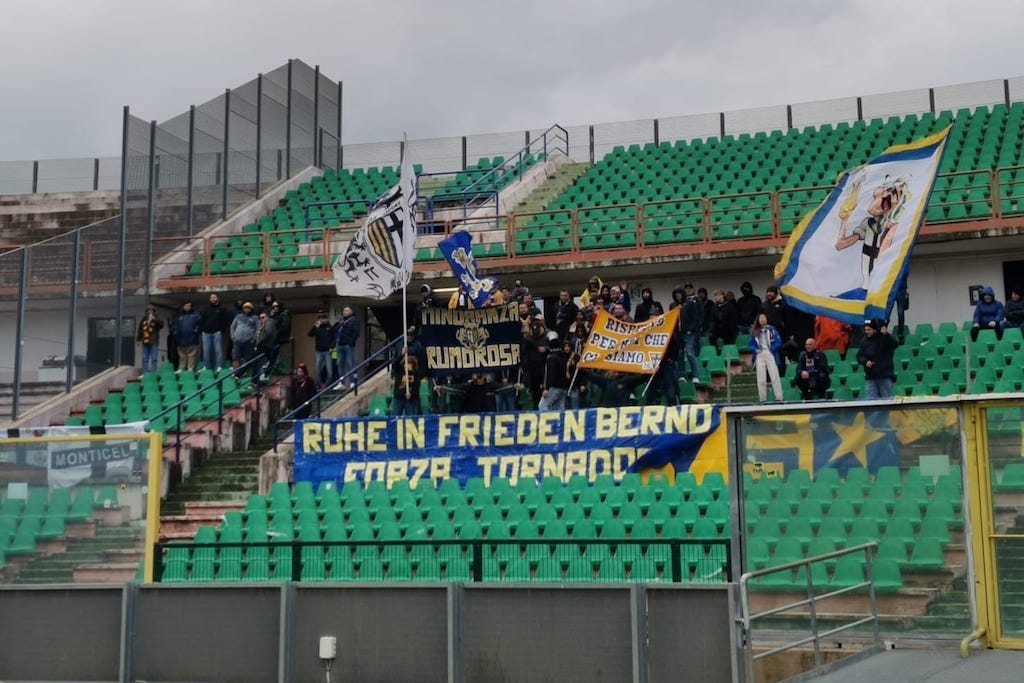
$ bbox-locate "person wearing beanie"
[857,319,897,399]
[1003,287,1024,332]
[230,301,258,371]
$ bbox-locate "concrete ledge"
[74,562,140,583]
[149,166,322,291]
[5,366,138,430]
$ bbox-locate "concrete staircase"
[507,161,591,217]
[159,435,273,542]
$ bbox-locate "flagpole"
[400,133,411,395]
[641,358,661,399]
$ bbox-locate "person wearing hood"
[521,314,552,408]
[708,289,739,348]
[736,282,761,335]
[1003,287,1024,333]
[857,319,898,399]
[679,284,703,383]
[633,287,663,323]
[971,286,1005,341]
[308,310,337,387]
[417,284,443,312]
[260,291,276,317]
[579,276,602,307]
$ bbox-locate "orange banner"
[578,308,679,374]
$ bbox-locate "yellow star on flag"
[828,412,885,468]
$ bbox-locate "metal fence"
[0,59,341,421]
[0,582,737,682]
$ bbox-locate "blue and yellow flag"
[742,410,899,479]
[438,231,497,308]
[774,128,950,324]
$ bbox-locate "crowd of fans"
[139,277,1023,416]
[386,275,920,413]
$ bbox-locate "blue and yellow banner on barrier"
[294,405,727,489]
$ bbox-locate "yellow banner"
[578,307,679,374]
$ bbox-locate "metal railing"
[148,351,271,462]
[152,537,731,583]
[737,542,882,683]
[272,335,405,451]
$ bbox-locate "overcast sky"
[3,0,1022,161]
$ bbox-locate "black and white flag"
[332,142,418,299]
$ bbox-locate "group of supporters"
[385,275,914,413]
[136,292,295,384]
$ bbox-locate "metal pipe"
[256,74,263,199]
[115,106,130,368]
[144,120,157,295]
[960,627,986,658]
[187,105,195,237]
[222,88,230,220]
[11,248,28,420]
[66,230,81,393]
[286,59,293,177]
[313,64,320,168]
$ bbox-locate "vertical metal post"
[115,106,130,368]
[786,104,793,130]
[31,161,39,193]
[856,96,864,121]
[524,129,530,148]
[1004,78,1011,108]
[337,80,343,170]
[719,112,726,139]
[256,73,263,199]
[630,585,649,683]
[588,125,595,164]
[93,157,100,190]
[285,59,293,178]
[653,119,659,147]
[313,64,320,167]
[144,120,157,295]
[222,88,230,221]
[187,105,195,238]
[11,248,28,419]
[928,88,936,114]
[66,229,81,393]
[461,136,467,170]
[447,584,465,683]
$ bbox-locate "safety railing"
[152,536,731,583]
[737,542,881,683]
[146,162,1024,288]
[272,335,405,451]
[148,351,271,462]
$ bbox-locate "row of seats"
[181,103,1024,275]
[64,365,250,432]
[162,539,726,584]
[0,487,116,566]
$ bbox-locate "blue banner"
[438,230,497,308]
[418,301,522,377]
[294,405,724,490]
